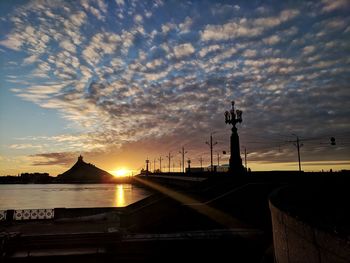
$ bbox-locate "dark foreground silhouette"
[1,171,349,262]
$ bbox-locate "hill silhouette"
[57,155,114,183]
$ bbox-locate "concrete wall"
[0,194,167,230]
[269,194,350,263]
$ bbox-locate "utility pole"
[179,160,182,173]
[295,136,302,172]
[244,147,247,170]
[145,158,149,175]
[199,156,203,170]
[289,134,303,172]
[153,158,156,173]
[217,152,220,166]
[206,133,217,172]
[158,156,163,172]
[166,152,173,173]
[179,147,187,173]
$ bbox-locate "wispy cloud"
[9,144,43,150]
[321,0,350,13]
[200,9,299,41]
[30,152,77,166]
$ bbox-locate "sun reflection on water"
[115,184,126,207]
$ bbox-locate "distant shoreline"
[0,176,135,184]
[1,169,349,184]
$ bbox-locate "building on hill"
[57,155,114,183]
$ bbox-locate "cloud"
[200,20,261,41]
[242,49,257,58]
[97,0,108,13]
[324,18,347,30]
[0,33,23,50]
[161,22,177,34]
[82,45,101,66]
[145,11,152,18]
[115,0,124,6]
[81,0,105,20]
[211,4,241,16]
[199,44,221,57]
[321,0,350,13]
[200,9,300,41]
[21,84,66,97]
[30,152,76,166]
[146,58,164,69]
[9,144,42,150]
[302,45,316,55]
[23,54,39,65]
[179,17,193,34]
[90,6,104,20]
[70,11,87,27]
[263,35,281,45]
[59,40,77,53]
[134,14,143,23]
[211,47,237,63]
[173,43,195,58]
[254,9,299,27]
[81,31,122,65]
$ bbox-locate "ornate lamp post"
[225,101,244,174]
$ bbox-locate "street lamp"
[225,101,245,174]
[145,158,149,175]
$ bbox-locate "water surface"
[0,184,151,209]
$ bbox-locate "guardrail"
[14,209,54,220]
[0,209,55,221]
[0,208,124,222]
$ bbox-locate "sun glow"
[111,168,130,177]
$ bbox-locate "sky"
[0,0,350,176]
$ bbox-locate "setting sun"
[111,169,130,177]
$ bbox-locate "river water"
[0,184,151,209]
